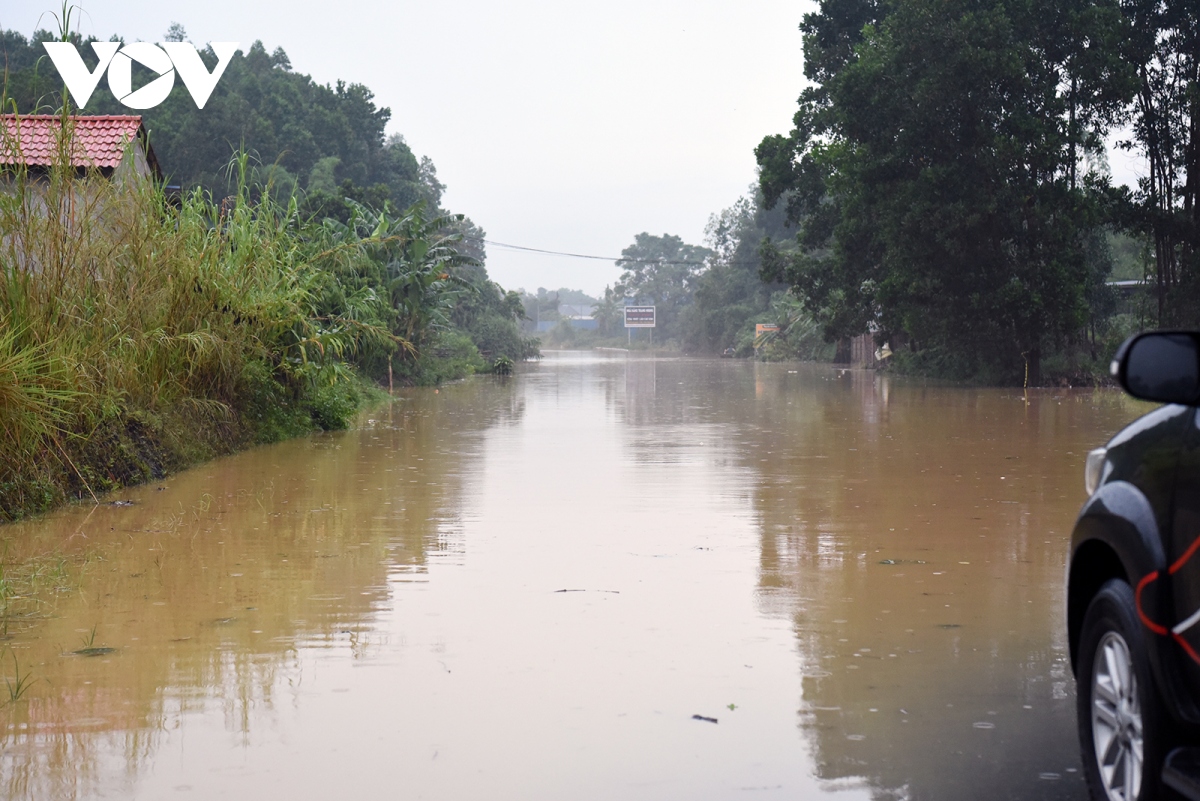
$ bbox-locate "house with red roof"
[0,114,162,180]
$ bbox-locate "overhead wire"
[465,236,767,268]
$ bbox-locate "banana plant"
[322,199,478,359]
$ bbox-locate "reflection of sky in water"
[0,353,1151,799]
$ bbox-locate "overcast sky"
[2,1,1146,298]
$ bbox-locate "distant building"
[0,114,162,181]
[535,318,598,332]
[561,302,598,330]
[559,303,597,319]
[531,302,599,332]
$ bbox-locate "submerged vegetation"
[0,554,71,631]
[4,649,36,702]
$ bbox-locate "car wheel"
[1077,579,1173,801]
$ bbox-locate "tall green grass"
[0,120,391,521]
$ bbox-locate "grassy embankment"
[0,131,405,523]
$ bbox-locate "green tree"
[448,223,538,363]
[611,233,712,343]
[682,188,792,354]
[758,0,1127,382]
[1115,0,1200,324]
[593,288,624,336]
[1,28,429,213]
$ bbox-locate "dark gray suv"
[1069,331,1200,801]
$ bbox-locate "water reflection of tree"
[0,377,522,800]
[733,364,1148,800]
[573,355,1146,798]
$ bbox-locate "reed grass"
[0,119,390,521]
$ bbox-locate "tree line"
[538,189,848,362]
[546,0,1187,384]
[2,24,433,215]
[756,0,1197,383]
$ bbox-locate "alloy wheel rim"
[1092,630,1144,801]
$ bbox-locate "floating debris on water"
[553,589,620,594]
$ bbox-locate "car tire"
[1077,578,1174,801]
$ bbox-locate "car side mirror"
[1112,331,1200,405]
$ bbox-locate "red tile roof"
[0,114,160,175]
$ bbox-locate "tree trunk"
[835,338,851,364]
[1069,77,1077,192]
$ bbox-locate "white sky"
[2,0,812,296]
[2,1,1146,297]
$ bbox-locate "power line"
[468,236,764,267]
[476,238,634,262]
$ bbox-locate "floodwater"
[0,352,1152,800]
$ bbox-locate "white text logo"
[42,41,239,110]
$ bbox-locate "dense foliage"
[534,189,830,357]
[0,142,535,522]
[1,25,432,210]
[681,190,830,358]
[756,0,1196,383]
[0,23,538,518]
[605,233,712,342]
[1115,0,1200,325]
[0,22,536,379]
[0,155,353,519]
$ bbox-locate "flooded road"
[0,352,1151,800]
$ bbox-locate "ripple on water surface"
[0,353,1150,800]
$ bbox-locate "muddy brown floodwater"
[0,352,1154,800]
